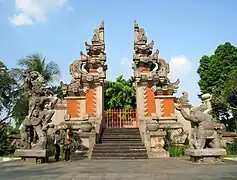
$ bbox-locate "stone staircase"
[91,128,148,159]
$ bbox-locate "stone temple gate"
[51,20,193,158]
[59,21,107,135]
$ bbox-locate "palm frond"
[16,53,60,84]
[44,61,60,82]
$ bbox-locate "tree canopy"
[0,61,19,124]
[12,53,60,83]
[104,75,136,110]
[197,42,237,131]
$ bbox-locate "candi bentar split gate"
[55,21,183,130]
[50,20,192,158]
[47,20,226,160]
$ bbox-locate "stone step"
[104,128,139,130]
[102,132,140,134]
[92,128,147,160]
[103,128,139,133]
[103,131,140,134]
[101,137,141,141]
[102,135,141,138]
[103,131,140,133]
[92,152,148,157]
[102,134,141,136]
[94,143,145,147]
[101,136,142,141]
[103,129,140,132]
[93,145,146,149]
[102,132,140,135]
[92,149,147,153]
[101,140,142,144]
[91,156,148,160]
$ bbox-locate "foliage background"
[197,42,237,131]
[104,75,136,110]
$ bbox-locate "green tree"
[11,54,60,128]
[197,42,237,131]
[0,61,19,124]
[222,69,237,131]
[104,75,136,110]
[0,61,19,156]
[0,124,17,156]
[12,53,60,83]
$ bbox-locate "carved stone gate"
[58,21,107,134]
[51,20,192,155]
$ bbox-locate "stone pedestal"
[185,148,227,163]
[145,131,169,158]
[15,149,54,164]
[79,131,96,159]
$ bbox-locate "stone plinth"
[79,132,96,159]
[15,149,54,164]
[185,148,227,163]
[146,131,169,158]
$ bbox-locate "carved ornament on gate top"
[61,21,107,96]
[133,20,179,95]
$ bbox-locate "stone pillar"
[95,85,105,129]
[133,21,160,146]
[60,21,107,157]
[95,85,103,118]
[133,21,190,153]
[145,131,169,158]
[80,95,86,117]
[136,86,145,123]
[84,84,105,133]
[137,86,156,142]
[51,99,67,125]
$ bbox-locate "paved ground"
[0,157,237,180]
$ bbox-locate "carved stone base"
[148,149,169,158]
[145,131,169,158]
[185,148,226,163]
[14,149,54,164]
[79,131,96,159]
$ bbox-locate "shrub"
[0,125,16,156]
[167,145,187,157]
[163,129,188,157]
[226,140,237,155]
